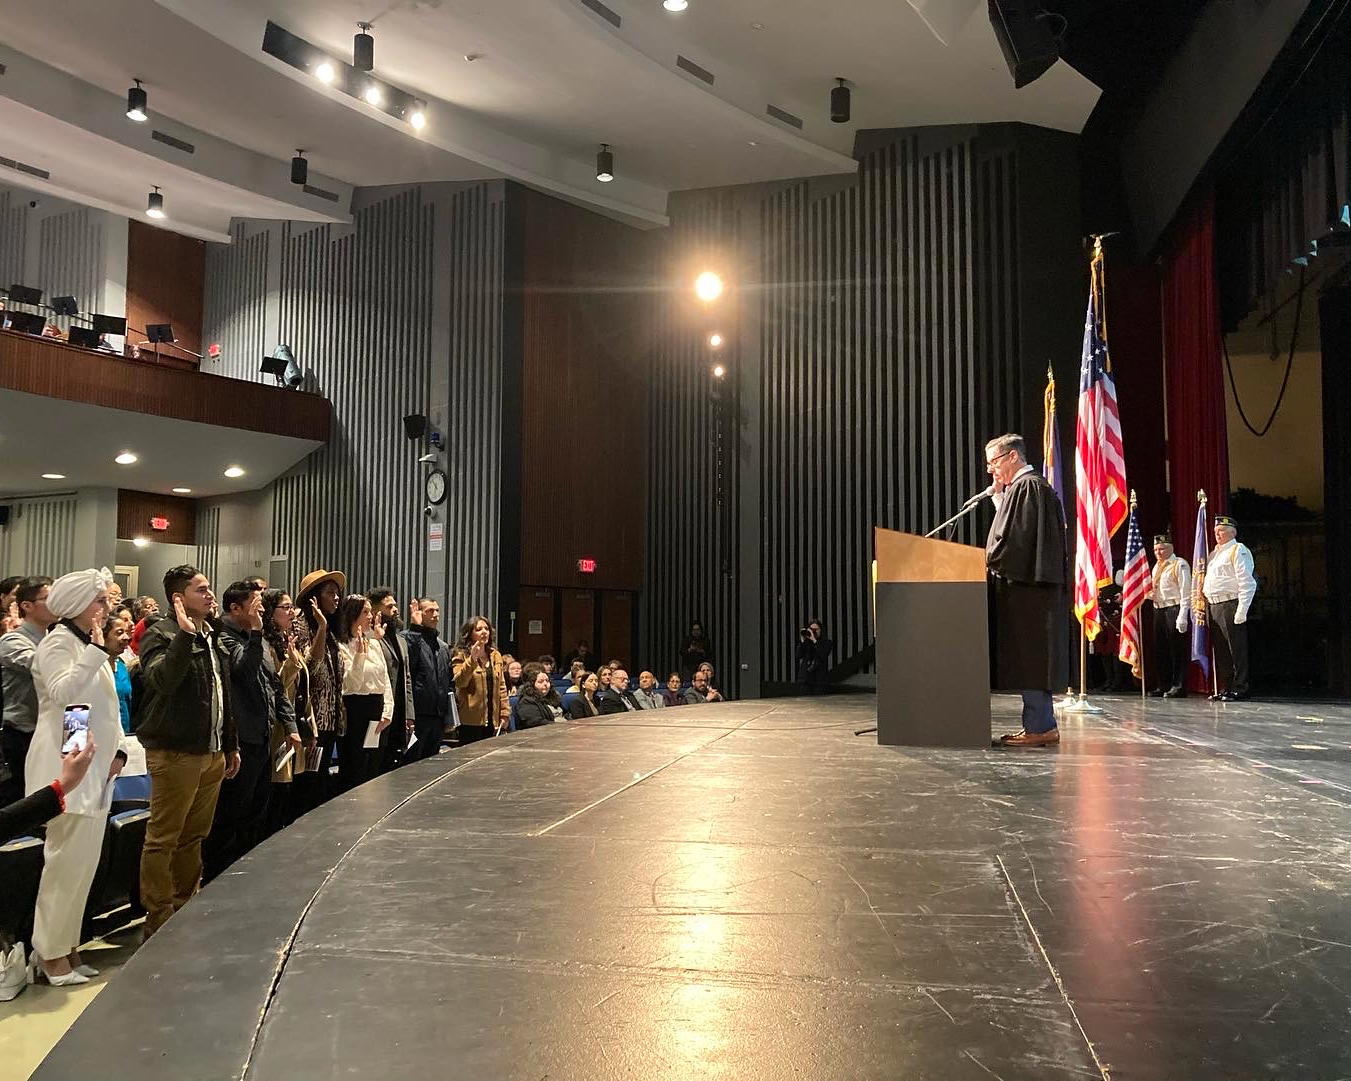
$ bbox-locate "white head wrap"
[47,567,113,620]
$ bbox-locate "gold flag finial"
[1129,489,1138,510]
[1197,489,1208,504]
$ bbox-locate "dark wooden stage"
[31,694,1351,1080]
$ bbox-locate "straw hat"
[295,568,347,599]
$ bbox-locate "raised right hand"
[409,599,423,626]
[173,595,195,633]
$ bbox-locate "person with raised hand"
[290,570,346,810]
[335,595,393,789]
[403,598,453,759]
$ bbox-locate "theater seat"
[83,808,150,929]
[0,834,45,944]
[111,772,151,814]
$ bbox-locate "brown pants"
[140,749,225,938]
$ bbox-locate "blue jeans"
[1020,691,1056,734]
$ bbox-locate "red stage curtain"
[1161,192,1231,690]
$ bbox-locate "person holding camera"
[794,620,833,695]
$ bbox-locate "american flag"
[1117,503,1149,678]
[1189,496,1210,679]
[1042,368,1064,509]
[1073,241,1129,641]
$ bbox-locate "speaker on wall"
[987,0,1060,89]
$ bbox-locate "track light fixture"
[354,22,374,72]
[408,105,427,130]
[596,143,614,183]
[830,78,851,124]
[291,150,308,186]
[145,186,165,219]
[126,79,147,122]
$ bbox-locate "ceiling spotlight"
[831,78,851,124]
[363,83,383,106]
[115,451,138,465]
[145,186,165,219]
[132,536,150,549]
[664,0,689,10]
[708,332,724,348]
[694,271,723,302]
[315,60,337,84]
[172,487,192,494]
[712,364,726,379]
[291,149,308,186]
[41,473,66,480]
[409,107,427,130]
[354,22,374,72]
[126,79,148,122]
[596,143,614,183]
[223,465,246,478]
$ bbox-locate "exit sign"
[577,558,597,574]
[149,516,170,532]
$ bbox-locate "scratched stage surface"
[30,695,1351,1081]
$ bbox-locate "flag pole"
[1134,489,1146,703]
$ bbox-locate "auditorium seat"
[0,834,45,945]
[111,772,151,814]
[83,808,150,932]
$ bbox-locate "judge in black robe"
[984,434,1068,745]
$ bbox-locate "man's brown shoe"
[996,729,1060,748]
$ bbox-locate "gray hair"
[985,433,1027,461]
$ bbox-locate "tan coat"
[451,646,510,731]
[267,640,314,781]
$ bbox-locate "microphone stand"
[924,496,988,538]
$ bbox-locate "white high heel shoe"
[28,961,90,987]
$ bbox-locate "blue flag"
[1189,499,1210,679]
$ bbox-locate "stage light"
[224,466,246,478]
[708,332,724,348]
[831,78,851,123]
[145,187,165,219]
[409,107,427,130]
[126,79,147,122]
[132,536,149,549]
[363,83,383,106]
[354,22,374,72]
[115,451,138,465]
[172,487,192,494]
[596,144,614,183]
[260,344,304,389]
[712,364,726,378]
[41,473,65,480]
[315,60,337,84]
[664,0,689,10]
[291,149,308,186]
[988,0,1060,88]
[694,271,723,302]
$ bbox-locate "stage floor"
[29,694,1351,1081]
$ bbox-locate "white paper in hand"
[363,720,382,749]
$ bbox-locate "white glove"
[1175,618,1187,634]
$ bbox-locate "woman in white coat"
[25,568,128,986]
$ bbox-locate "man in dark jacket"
[137,565,239,938]
[203,581,298,881]
[984,433,1068,748]
[597,668,641,714]
[403,599,451,760]
[368,587,416,772]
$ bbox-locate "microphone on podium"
[925,484,995,538]
[959,484,995,510]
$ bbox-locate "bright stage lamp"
[712,364,726,378]
[694,271,723,302]
[708,332,724,348]
[364,83,383,106]
[315,61,336,84]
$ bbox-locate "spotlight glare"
[115,451,138,465]
[172,487,192,494]
[712,364,726,378]
[132,536,150,549]
[364,83,383,106]
[41,473,66,480]
[708,332,724,348]
[315,61,336,84]
[409,109,427,130]
[664,0,689,10]
[224,465,246,478]
[694,271,723,302]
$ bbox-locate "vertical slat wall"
[37,207,102,330]
[0,495,79,577]
[443,183,505,623]
[0,189,28,286]
[203,223,270,379]
[195,504,221,588]
[643,130,1024,689]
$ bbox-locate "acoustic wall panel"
[37,206,102,328]
[203,223,270,383]
[0,188,27,288]
[0,495,79,577]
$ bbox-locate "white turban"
[47,567,113,620]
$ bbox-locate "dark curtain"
[1216,3,1351,327]
[1321,284,1351,695]
[1161,194,1231,690]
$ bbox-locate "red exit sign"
[150,516,170,532]
[576,558,597,574]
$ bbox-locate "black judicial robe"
[985,469,1069,692]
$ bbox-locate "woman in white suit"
[25,568,128,986]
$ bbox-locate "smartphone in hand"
[62,704,91,754]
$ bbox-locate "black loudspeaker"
[987,0,1059,89]
[402,414,427,441]
[0,505,10,528]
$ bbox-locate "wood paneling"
[559,589,596,667]
[517,188,653,592]
[117,489,196,545]
[599,590,635,671]
[126,220,205,360]
[515,586,555,660]
[0,330,330,441]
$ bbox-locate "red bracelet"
[51,779,66,813]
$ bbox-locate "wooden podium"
[873,526,991,748]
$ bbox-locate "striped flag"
[1189,496,1211,679]
[1073,240,1129,641]
[1118,502,1149,678]
[1042,368,1064,509]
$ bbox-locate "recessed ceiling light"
[708,332,724,348]
[712,364,727,378]
[223,466,245,478]
[115,451,138,465]
[750,21,765,30]
[315,61,336,84]
[132,536,150,549]
[41,473,66,480]
[747,140,758,147]
[664,0,689,10]
[172,487,192,494]
[363,83,383,106]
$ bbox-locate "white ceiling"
[0,0,1100,237]
[0,390,322,499]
